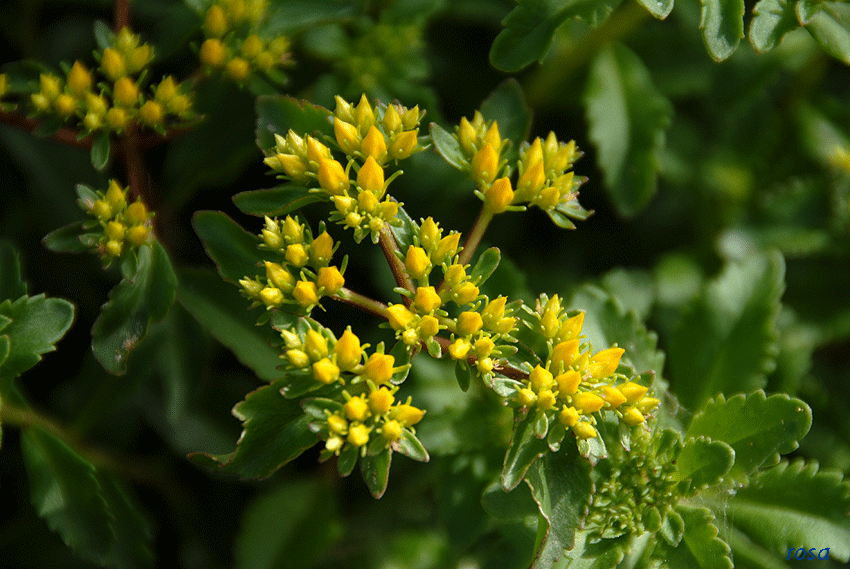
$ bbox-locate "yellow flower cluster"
[239,216,345,310]
[516,295,660,440]
[454,111,583,214]
[28,28,192,134]
[86,180,152,259]
[199,0,291,82]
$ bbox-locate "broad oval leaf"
[42,221,95,254]
[360,447,391,499]
[429,122,466,171]
[676,437,735,491]
[502,413,550,491]
[700,0,746,61]
[749,0,800,53]
[90,130,110,171]
[233,185,322,217]
[470,247,501,286]
[799,1,850,65]
[192,210,264,283]
[0,293,75,378]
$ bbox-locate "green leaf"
[0,240,27,301]
[490,0,623,72]
[656,505,733,569]
[256,95,334,152]
[455,359,471,392]
[584,43,672,218]
[261,0,357,36]
[699,0,746,61]
[799,1,850,65]
[557,530,630,568]
[0,294,75,379]
[481,479,537,521]
[749,0,800,53]
[388,204,421,254]
[192,210,265,283]
[189,379,318,478]
[360,447,391,498]
[20,427,114,565]
[177,269,282,382]
[429,122,466,171]
[479,78,532,165]
[42,221,95,254]
[95,472,155,569]
[524,443,593,566]
[395,429,430,462]
[470,247,501,287]
[233,185,322,217]
[635,0,674,19]
[234,479,340,569]
[685,391,812,486]
[667,251,785,411]
[502,414,550,491]
[724,460,850,563]
[91,242,177,375]
[676,437,735,491]
[90,130,110,171]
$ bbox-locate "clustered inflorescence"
[80,180,153,262]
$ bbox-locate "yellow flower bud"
[413,286,441,313]
[357,155,385,195]
[31,93,51,112]
[126,200,148,225]
[572,391,605,414]
[286,348,310,368]
[316,266,345,295]
[555,370,581,398]
[105,240,123,257]
[106,180,126,212]
[529,365,554,392]
[280,216,303,242]
[418,315,440,337]
[239,278,263,298]
[310,231,335,265]
[293,280,319,307]
[325,436,343,453]
[259,286,283,307]
[448,338,471,360]
[313,358,340,385]
[481,296,507,326]
[113,77,139,107]
[405,246,431,280]
[334,95,354,123]
[495,317,517,335]
[602,386,628,409]
[360,125,387,162]
[254,51,275,71]
[517,388,537,408]
[456,311,483,336]
[386,304,415,331]
[106,221,126,241]
[483,121,501,149]
[100,48,126,80]
[265,261,294,292]
[333,195,356,214]
[457,116,476,156]
[241,34,263,58]
[126,225,150,246]
[268,36,290,57]
[39,74,62,100]
[344,212,362,228]
[535,187,560,210]
[557,311,585,342]
[381,419,402,442]
[285,243,309,267]
[622,407,646,426]
[204,5,229,37]
[334,328,362,371]
[225,57,251,81]
[200,38,227,68]
[344,396,369,421]
[304,329,329,361]
[54,94,76,117]
[419,217,440,250]
[382,104,402,134]
[452,282,479,305]
[139,100,164,127]
[434,233,461,263]
[473,336,495,358]
[377,199,399,220]
[637,397,661,414]
[347,423,371,447]
[127,45,153,74]
[537,389,556,411]
[559,406,580,427]
[66,61,91,95]
[471,144,499,186]
[327,414,347,435]
[358,190,379,214]
[517,160,546,201]
[362,352,394,384]
[522,138,543,170]
[368,387,395,414]
[392,404,424,426]
[588,347,625,379]
[620,382,648,404]
[317,158,350,195]
[334,118,360,155]
[106,107,129,131]
[550,339,579,373]
[354,94,374,130]
[390,130,418,160]
[85,93,108,116]
[154,76,178,104]
[484,177,514,213]
[573,422,597,439]
[401,105,421,131]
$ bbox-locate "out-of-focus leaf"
[95,472,154,569]
[584,43,672,218]
[0,294,75,379]
[655,505,733,568]
[189,379,318,478]
[256,95,334,152]
[90,131,110,171]
[700,0,746,61]
[233,185,322,217]
[0,240,27,301]
[42,221,95,254]
[91,242,177,375]
[192,210,264,283]
[798,1,850,65]
[749,0,800,53]
[675,437,735,491]
[685,391,812,486]
[667,251,784,411]
[177,268,282,382]
[261,0,357,36]
[479,78,532,165]
[481,479,537,521]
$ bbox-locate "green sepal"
[501,412,549,491]
[90,130,111,171]
[42,221,96,254]
[749,0,800,53]
[0,293,75,379]
[192,210,265,283]
[336,444,358,477]
[0,240,27,301]
[360,446,391,499]
[655,505,733,569]
[429,122,466,171]
[188,378,319,479]
[454,359,471,392]
[91,242,177,375]
[255,94,334,152]
[675,437,735,492]
[685,391,812,487]
[232,185,321,217]
[470,247,500,286]
[394,429,429,462]
[366,433,387,457]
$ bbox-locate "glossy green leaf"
[189,379,318,478]
[490,0,623,72]
[233,185,322,217]
[584,43,672,218]
[479,78,531,164]
[799,1,850,65]
[192,210,265,283]
[90,130,110,171]
[0,240,26,301]
[91,242,177,375]
[0,294,75,379]
[429,122,466,171]
[635,0,674,19]
[502,414,550,491]
[525,443,592,566]
[234,479,340,569]
[470,247,501,286]
[724,459,850,563]
[256,95,334,152]
[685,391,812,486]
[668,251,784,411]
[676,437,735,491]
[42,221,95,254]
[177,269,282,382]
[395,429,430,462]
[656,505,733,569]
[700,0,746,61]
[749,0,800,53]
[361,447,391,499]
